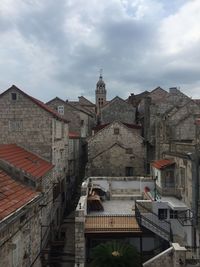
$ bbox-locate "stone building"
[155,99,200,158]
[87,121,145,176]
[0,144,55,267]
[145,152,200,262]
[75,176,157,266]
[69,96,96,115]
[140,87,193,172]
[100,96,136,125]
[46,97,95,138]
[0,85,70,229]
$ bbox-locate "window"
[164,170,175,187]
[81,120,84,126]
[11,92,17,100]
[114,128,119,135]
[158,209,168,220]
[180,167,186,190]
[57,105,64,115]
[125,167,133,176]
[126,148,133,154]
[170,209,178,219]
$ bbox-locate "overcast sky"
[0,0,200,102]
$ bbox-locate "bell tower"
[95,69,107,115]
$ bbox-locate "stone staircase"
[135,200,172,242]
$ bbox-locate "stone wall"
[0,87,70,234]
[87,121,145,176]
[100,97,136,124]
[143,243,187,267]
[47,98,95,137]
[0,87,52,161]
[89,143,145,176]
[75,196,87,267]
[88,121,144,159]
[0,197,42,267]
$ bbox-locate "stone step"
[141,220,170,241]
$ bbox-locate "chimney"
[169,87,180,94]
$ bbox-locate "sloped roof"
[150,86,168,94]
[89,121,143,143]
[92,122,141,133]
[101,96,133,110]
[78,96,95,106]
[0,144,54,179]
[0,85,69,123]
[46,96,66,105]
[0,169,39,220]
[46,97,94,117]
[152,159,175,170]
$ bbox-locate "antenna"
[99,68,103,78]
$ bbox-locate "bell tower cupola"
[95,69,107,115]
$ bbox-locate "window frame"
[57,105,64,115]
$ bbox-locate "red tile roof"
[0,169,39,220]
[152,159,175,170]
[69,132,80,139]
[0,144,54,179]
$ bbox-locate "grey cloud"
[0,0,200,102]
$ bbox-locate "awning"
[152,159,175,170]
[161,197,188,210]
[85,215,141,233]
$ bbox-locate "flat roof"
[88,200,135,216]
[161,197,188,210]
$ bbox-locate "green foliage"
[90,241,140,267]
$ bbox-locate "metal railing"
[135,201,172,241]
[177,209,194,226]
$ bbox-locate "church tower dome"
[95,70,107,115]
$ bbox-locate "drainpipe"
[190,119,200,249]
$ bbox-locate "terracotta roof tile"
[152,159,175,170]
[85,215,141,233]
[69,132,80,139]
[0,169,39,220]
[0,144,54,179]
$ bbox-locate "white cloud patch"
[0,0,199,102]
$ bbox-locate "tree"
[90,241,140,267]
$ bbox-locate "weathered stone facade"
[143,243,187,267]
[87,121,145,176]
[0,85,70,244]
[46,97,95,137]
[100,96,136,124]
[0,197,42,267]
[69,96,96,115]
[155,100,200,158]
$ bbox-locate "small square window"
[170,209,178,219]
[11,92,17,100]
[158,209,168,220]
[114,128,119,135]
[57,105,64,115]
[126,148,133,154]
